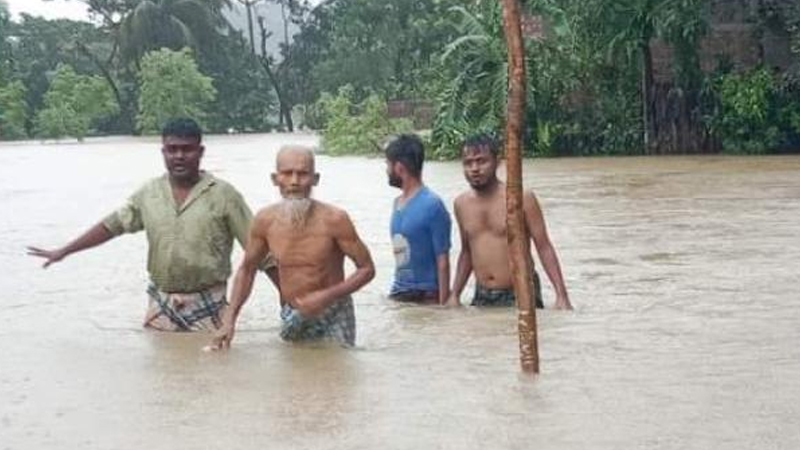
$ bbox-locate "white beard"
[278,197,313,228]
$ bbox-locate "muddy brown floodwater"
[1,134,798,449]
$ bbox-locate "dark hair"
[463,133,500,158]
[385,134,425,178]
[161,117,203,143]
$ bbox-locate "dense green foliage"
[711,68,800,153]
[422,0,800,156]
[199,32,276,133]
[0,0,798,155]
[35,64,118,139]
[0,80,28,139]
[118,0,225,65]
[0,1,11,81]
[137,48,216,134]
[316,85,413,155]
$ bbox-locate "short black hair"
[385,134,425,178]
[463,133,500,158]
[161,117,202,143]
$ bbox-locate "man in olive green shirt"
[28,118,266,331]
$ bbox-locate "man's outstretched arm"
[27,222,115,268]
[524,192,572,310]
[29,194,143,268]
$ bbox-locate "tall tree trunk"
[241,0,256,53]
[75,40,133,132]
[641,41,657,154]
[501,0,539,374]
[281,2,290,49]
[258,17,294,131]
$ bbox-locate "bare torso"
[455,187,517,289]
[260,201,348,303]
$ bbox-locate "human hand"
[290,291,328,318]
[554,294,573,311]
[207,321,236,351]
[26,246,67,268]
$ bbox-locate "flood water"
[1,134,799,449]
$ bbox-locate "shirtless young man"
[210,146,375,348]
[448,134,572,310]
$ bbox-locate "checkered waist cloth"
[280,295,356,346]
[144,283,228,332]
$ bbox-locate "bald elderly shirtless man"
[448,134,572,310]
[211,146,375,348]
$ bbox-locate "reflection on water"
[1,135,799,449]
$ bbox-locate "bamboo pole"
[500,0,539,374]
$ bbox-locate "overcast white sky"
[5,0,92,21]
[5,0,322,22]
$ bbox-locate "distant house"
[387,100,435,130]
[651,0,795,83]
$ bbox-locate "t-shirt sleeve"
[429,198,452,256]
[102,191,144,236]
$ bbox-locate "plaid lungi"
[144,283,227,332]
[280,296,356,346]
[471,271,544,308]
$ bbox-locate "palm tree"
[71,0,230,132]
[439,3,508,136]
[432,0,571,156]
[234,0,263,53]
[602,0,661,152]
[119,0,230,65]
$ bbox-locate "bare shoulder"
[454,190,472,206]
[314,200,353,226]
[453,189,477,210]
[523,189,542,210]
[254,205,280,228]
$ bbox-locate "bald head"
[276,145,315,172]
[272,145,319,200]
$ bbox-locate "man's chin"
[169,169,195,180]
[469,180,488,190]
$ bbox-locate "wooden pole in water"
[500,0,539,374]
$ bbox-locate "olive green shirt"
[102,172,254,293]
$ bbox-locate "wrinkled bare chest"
[269,230,339,267]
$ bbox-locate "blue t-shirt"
[390,186,452,294]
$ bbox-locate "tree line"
[1,0,799,156]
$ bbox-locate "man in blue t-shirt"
[385,134,452,305]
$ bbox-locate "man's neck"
[400,177,423,201]
[169,173,201,190]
